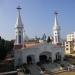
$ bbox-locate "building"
[65,32,75,54]
[52,12,61,45]
[14,6,64,66]
[65,41,74,54]
[14,6,24,46]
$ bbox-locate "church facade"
[14,6,64,66]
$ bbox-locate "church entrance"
[27,56,32,64]
[39,51,52,63]
[39,55,47,63]
[27,55,35,64]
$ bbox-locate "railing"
[0,71,17,75]
[50,67,75,74]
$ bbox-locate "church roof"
[14,44,23,49]
[15,42,64,52]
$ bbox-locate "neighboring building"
[42,33,46,41]
[14,6,64,66]
[65,33,75,54]
[65,41,74,54]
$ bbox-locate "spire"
[15,6,23,28]
[53,12,60,30]
[52,12,61,44]
[15,6,24,46]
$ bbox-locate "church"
[14,6,64,66]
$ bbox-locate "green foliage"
[25,68,30,74]
[0,36,14,61]
[47,36,52,43]
[60,64,65,67]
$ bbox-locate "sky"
[0,0,75,40]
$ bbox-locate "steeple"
[53,12,61,44]
[53,12,60,30]
[15,6,24,45]
[15,6,23,28]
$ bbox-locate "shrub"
[60,64,65,67]
[25,68,30,74]
[36,62,41,66]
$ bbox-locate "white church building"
[14,6,64,66]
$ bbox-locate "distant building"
[14,6,64,66]
[42,33,46,41]
[65,32,75,54]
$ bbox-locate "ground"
[18,71,75,75]
[54,71,75,75]
[65,55,75,65]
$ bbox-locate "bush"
[41,67,45,71]
[72,62,75,65]
[36,62,41,66]
[60,64,65,67]
[22,63,27,68]
[25,68,30,74]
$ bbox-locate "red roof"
[14,45,23,49]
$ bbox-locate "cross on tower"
[17,6,22,10]
[54,12,58,15]
[16,6,22,14]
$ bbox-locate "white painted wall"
[14,43,64,66]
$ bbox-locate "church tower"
[15,6,24,45]
[53,12,60,44]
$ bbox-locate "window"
[19,31,21,33]
[19,35,21,44]
[66,42,68,44]
[66,48,68,50]
[55,33,56,34]
[66,45,68,46]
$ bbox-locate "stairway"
[27,64,41,75]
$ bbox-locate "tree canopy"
[47,36,52,43]
[0,36,14,61]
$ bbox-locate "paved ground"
[17,61,75,75]
[54,71,75,75]
[18,72,25,75]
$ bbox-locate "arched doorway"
[27,56,32,64]
[27,55,35,64]
[39,51,52,63]
[39,55,47,63]
[55,52,61,62]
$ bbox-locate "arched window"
[19,35,21,43]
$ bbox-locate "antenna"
[17,5,21,10]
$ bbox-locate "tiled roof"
[14,45,23,49]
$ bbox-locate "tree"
[0,37,14,61]
[47,36,52,43]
